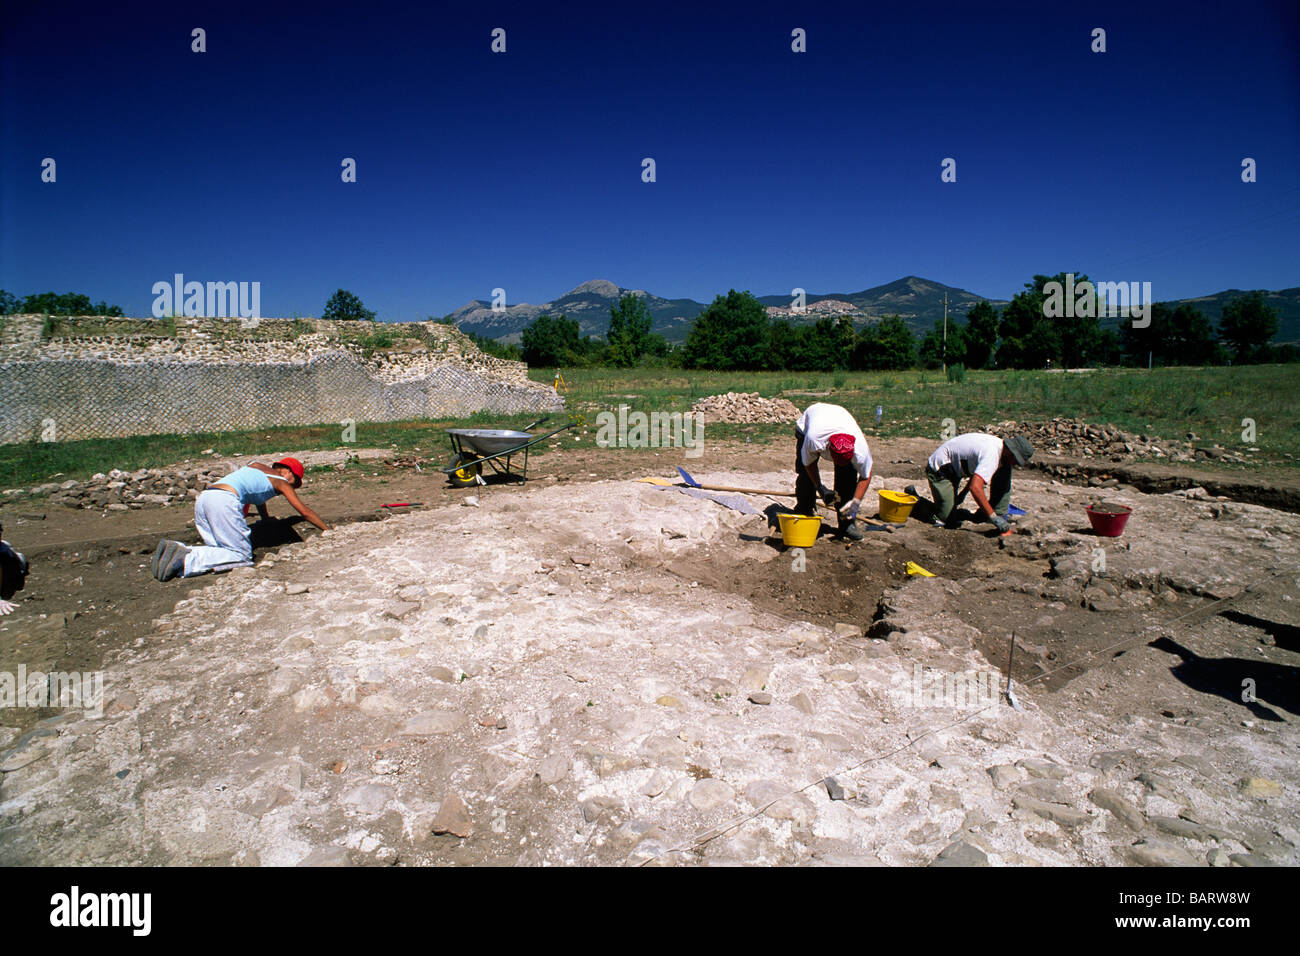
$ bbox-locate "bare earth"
[1,436,1297,866]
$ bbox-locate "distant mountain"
[448,276,1299,344]
[447,280,704,343]
[759,276,1008,332]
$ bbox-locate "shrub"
[947,363,966,383]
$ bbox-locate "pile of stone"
[691,392,800,424]
[3,461,240,511]
[983,418,1253,465]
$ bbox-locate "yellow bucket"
[777,513,821,547]
[878,489,918,523]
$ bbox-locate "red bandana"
[829,433,855,460]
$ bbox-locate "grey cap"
[1004,435,1033,466]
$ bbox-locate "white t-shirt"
[928,432,1003,483]
[796,403,872,481]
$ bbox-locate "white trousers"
[183,489,254,576]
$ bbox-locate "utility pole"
[942,291,948,374]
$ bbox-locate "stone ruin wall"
[0,315,563,444]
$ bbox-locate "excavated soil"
[1,437,1297,868]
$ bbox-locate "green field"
[545,363,1300,452]
[2,364,1297,489]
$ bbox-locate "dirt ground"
[1,434,1297,866]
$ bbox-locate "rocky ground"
[1,444,1296,867]
[985,417,1261,466]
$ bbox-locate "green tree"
[1094,328,1122,366]
[0,290,21,314]
[766,318,801,370]
[681,290,771,369]
[1218,291,1278,364]
[783,315,854,370]
[918,319,967,370]
[853,315,915,370]
[19,291,123,316]
[997,274,1074,368]
[1058,291,1102,367]
[605,293,662,367]
[962,301,999,370]
[1166,304,1217,365]
[875,315,916,369]
[322,289,376,322]
[1122,302,1218,367]
[520,313,582,366]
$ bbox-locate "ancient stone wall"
[0,315,562,443]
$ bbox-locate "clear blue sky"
[2,0,1297,320]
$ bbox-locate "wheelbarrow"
[442,417,575,487]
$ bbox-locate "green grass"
[534,363,1300,462]
[0,410,559,488]
[5,365,1297,487]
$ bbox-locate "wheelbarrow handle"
[523,416,550,431]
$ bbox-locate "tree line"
[0,291,124,316]
[512,275,1288,371]
[5,280,1287,371]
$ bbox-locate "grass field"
[2,364,1297,488]
[544,362,1300,452]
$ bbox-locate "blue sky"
[2,0,1297,320]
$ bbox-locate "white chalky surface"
[1,473,1296,866]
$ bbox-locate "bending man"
[793,402,873,541]
[909,433,1032,533]
[152,457,330,581]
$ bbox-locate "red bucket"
[1086,502,1132,537]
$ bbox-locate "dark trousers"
[794,429,858,529]
[919,463,1012,525]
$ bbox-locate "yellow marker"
[553,370,567,393]
[905,561,935,577]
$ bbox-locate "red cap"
[828,433,856,461]
[274,457,304,486]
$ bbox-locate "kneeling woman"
[152,458,331,581]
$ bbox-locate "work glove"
[0,599,17,616]
[991,514,1011,534]
[839,497,862,521]
[818,484,837,507]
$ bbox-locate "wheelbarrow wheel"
[449,453,481,488]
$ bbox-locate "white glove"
[0,599,17,616]
[839,497,862,520]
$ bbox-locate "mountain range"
[445,276,1300,344]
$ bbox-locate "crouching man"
[909,433,1032,533]
[151,458,331,581]
[794,402,873,541]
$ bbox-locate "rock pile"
[691,392,800,424]
[984,419,1253,465]
[4,461,242,511]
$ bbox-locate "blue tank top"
[219,466,278,506]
